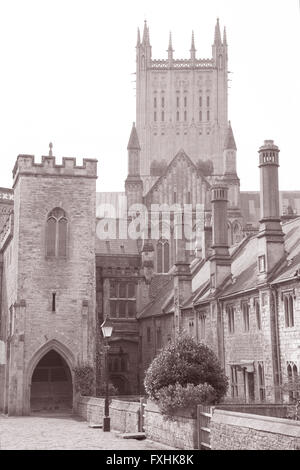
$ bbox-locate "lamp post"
[100,317,113,432]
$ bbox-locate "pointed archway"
[30,350,73,413]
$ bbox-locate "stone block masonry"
[211,409,300,450]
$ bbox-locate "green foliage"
[74,364,95,396]
[156,382,216,415]
[196,159,214,176]
[144,335,228,404]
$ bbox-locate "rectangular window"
[161,111,164,122]
[52,293,56,312]
[258,362,266,401]
[184,96,187,107]
[154,111,157,122]
[199,110,202,122]
[147,327,151,343]
[176,111,179,121]
[231,366,238,398]
[184,110,187,121]
[109,281,136,319]
[242,302,250,332]
[227,306,235,334]
[258,255,266,273]
[255,298,261,330]
[207,110,210,121]
[207,96,210,107]
[199,96,202,107]
[199,313,206,339]
[154,97,157,108]
[161,97,165,107]
[176,96,179,107]
[284,294,295,328]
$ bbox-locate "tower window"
[199,111,202,122]
[207,96,210,107]
[161,97,165,107]
[154,97,157,108]
[199,96,202,107]
[154,111,157,122]
[184,96,187,107]
[46,208,68,258]
[161,111,164,122]
[176,96,179,107]
[207,110,210,121]
[184,110,187,121]
[176,111,179,121]
[52,293,56,312]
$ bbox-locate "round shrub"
[144,334,228,403]
[156,382,216,415]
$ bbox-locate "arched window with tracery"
[157,239,170,273]
[46,208,68,258]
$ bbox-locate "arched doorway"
[30,350,73,413]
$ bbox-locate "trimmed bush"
[156,382,216,415]
[144,335,228,404]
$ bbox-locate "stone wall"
[76,396,141,434]
[144,401,197,450]
[211,409,300,450]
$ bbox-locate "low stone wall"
[76,396,141,434]
[211,409,300,450]
[144,401,197,450]
[217,403,289,418]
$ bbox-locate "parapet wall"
[13,155,97,185]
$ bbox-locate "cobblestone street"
[0,414,174,450]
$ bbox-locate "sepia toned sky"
[0,0,299,192]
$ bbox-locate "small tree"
[144,335,228,414]
[74,364,95,396]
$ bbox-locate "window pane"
[58,218,67,257]
[110,300,117,317]
[46,218,56,256]
[128,283,135,298]
[110,281,117,298]
[119,282,127,298]
[127,301,136,318]
[119,300,126,318]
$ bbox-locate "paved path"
[0,413,174,450]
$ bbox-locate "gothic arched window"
[157,239,170,273]
[46,208,68,258]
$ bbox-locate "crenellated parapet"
[150,58,214,70]
[12,155,98,186]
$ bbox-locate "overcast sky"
[0,0,299,192]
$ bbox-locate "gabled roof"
[145,149,210,200]
[138,275,174,319]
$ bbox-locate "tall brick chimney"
[210,184,231,289]
[257,140,285,281]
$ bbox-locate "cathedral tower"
[136,19,229,180]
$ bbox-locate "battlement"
[150,58,214,70]
[13,155,98,185]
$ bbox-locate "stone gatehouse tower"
[0,151,97,415]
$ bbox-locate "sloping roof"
[95,237,140,255]
[138,276,174,319]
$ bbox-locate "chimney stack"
[210,184,231,288]
[257,140,285,280]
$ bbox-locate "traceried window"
[227,306,235,334]
[287,362,299,403]
[157,239,170,273]
[258,362,266,401]
[46,208,68,258]
[242,302,250,332]
[109,281,136,319]
[230,366,238,398]
[284,293,294,327]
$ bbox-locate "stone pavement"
[0,413,175,450]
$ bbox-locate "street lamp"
[100,317,113,432]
